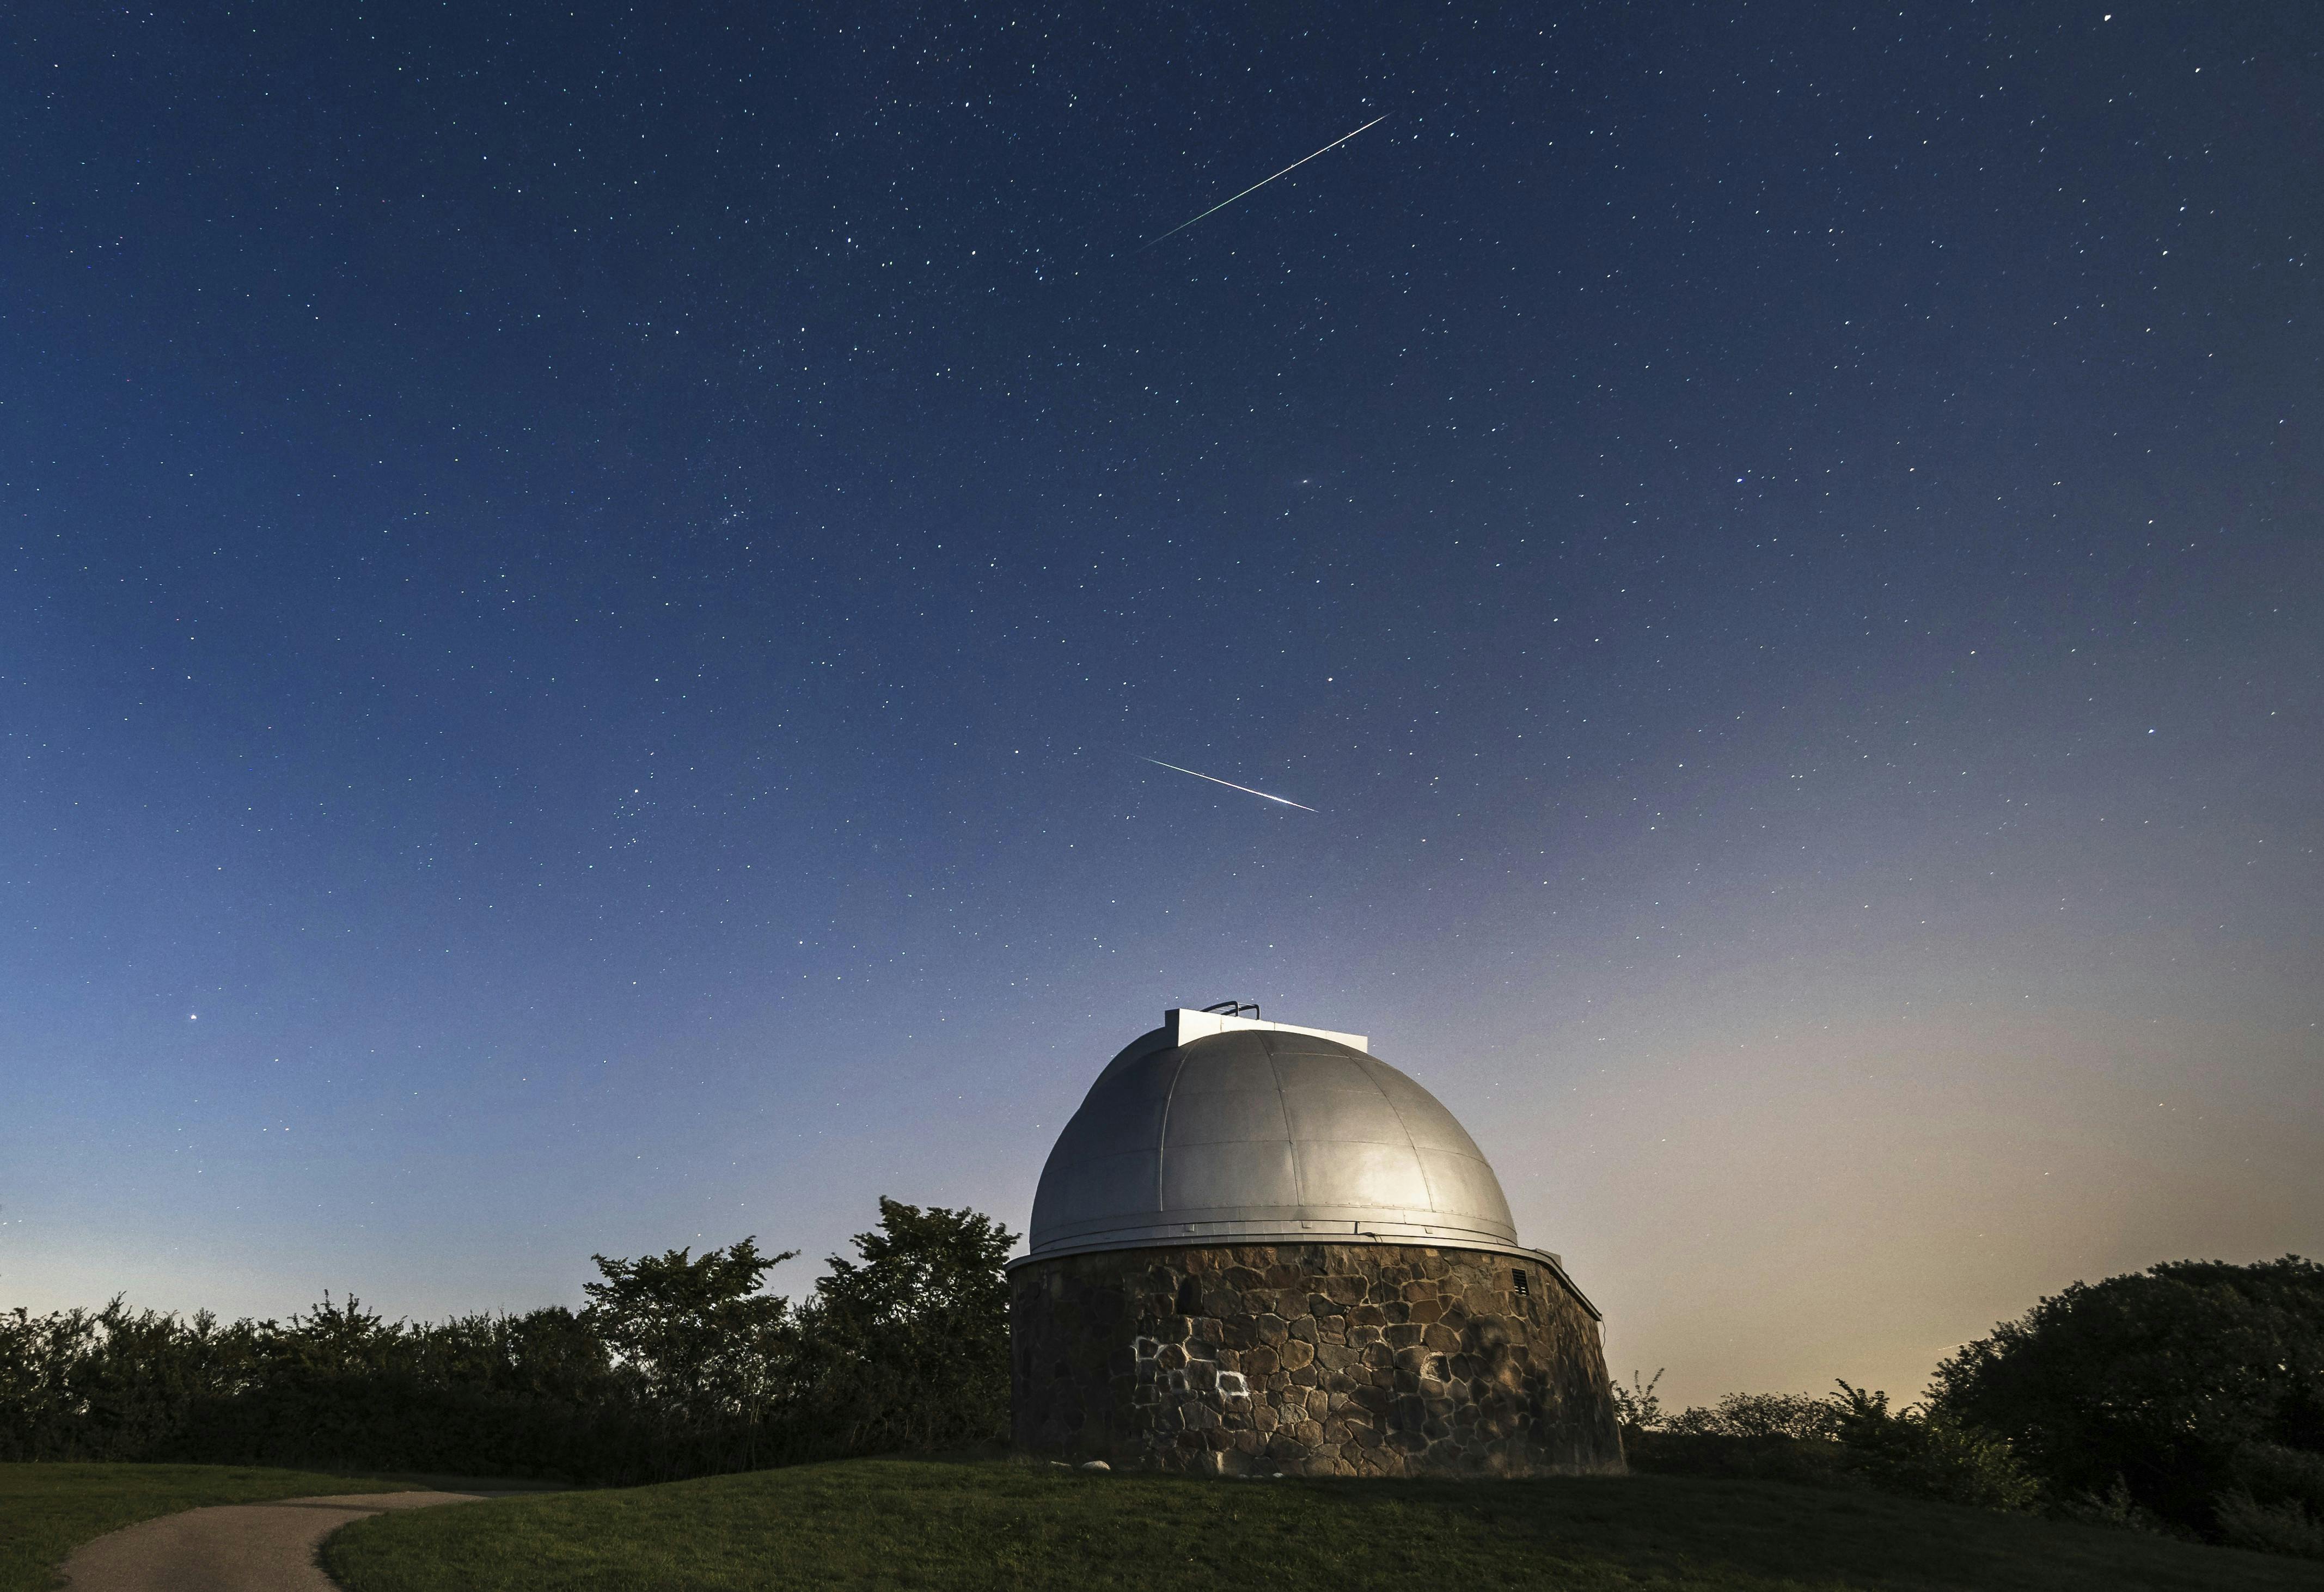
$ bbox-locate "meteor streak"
[1139,756,1318,812]
[1133,115,1387,253]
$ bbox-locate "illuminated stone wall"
[1010,1241,1624,1477]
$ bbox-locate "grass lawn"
[324,1456,2324,1592]
[0,1462,414,1592]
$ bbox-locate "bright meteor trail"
[1132,115,1387,253]
[1139,756,1318,812]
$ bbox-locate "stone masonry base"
[1010,1241,1625,1478]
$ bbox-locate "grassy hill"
[323,1456,2324,1592]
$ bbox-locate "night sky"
[5,4,2319,1405]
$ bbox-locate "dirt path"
[57,1490,490,1592]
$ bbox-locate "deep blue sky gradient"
[4,2,2319,1403]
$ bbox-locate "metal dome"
[1028,1009,1520,1258]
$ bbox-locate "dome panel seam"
[1152,1041,1191,1216]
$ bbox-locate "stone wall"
[1010,1241,1624,1477]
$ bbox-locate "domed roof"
[1028,1009,1519,1258]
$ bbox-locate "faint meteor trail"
[1139,756,1318,812]
[1132,115,1387,253]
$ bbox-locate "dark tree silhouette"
[794,1198,1017,1453]
[1933,1256,2324,1534]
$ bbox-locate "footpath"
[58,1490,489,1591]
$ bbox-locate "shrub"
[0,1299,264,1462]
[1610,1368,1665,1438]
[0,1196,1017,1483]
[2215,1491,2324,1559]
[2229,1441,2324,1515]
[2053,1477,2183,1537]
[1623,1380,2037,1510]
[1829,1382,2042,1511]
[1624,1429,1858,1488]
[1666,1389,1841,1442]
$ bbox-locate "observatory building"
[1010,1006,1624,1477]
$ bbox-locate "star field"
[3,3,2317,1403]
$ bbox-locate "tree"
[582,1237,798,1423]
[794,1198,1016,1454]
[1931,1256,2324,1533]
[3,1200,1020,1480]
[0,1299,254,1461]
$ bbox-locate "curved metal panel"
[1028,1022,1521,1256]
[1163,1088,1289,1146]
[1296,1136,1435,1209]
[1414,1146,1510,1218]
[1280,1087,1408,1147]
[1365,1061,1490,1157]
[1161,1138,1301,1209]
